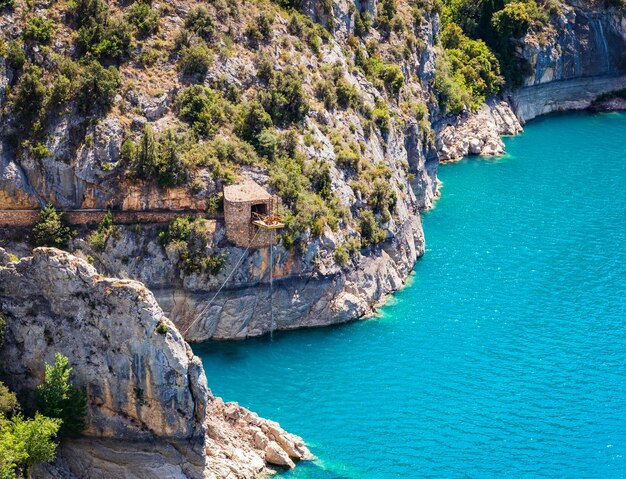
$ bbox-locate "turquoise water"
[195,113,626,478]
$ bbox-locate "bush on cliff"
[32,206,74,250]
[127,125,192,187]
[259,67,309,126]
[178,43,213,76]
[87,210,122,252]
[177,85,227,138]
[36,353,87,437]
[435,23,503,113]
[76,61,121,114]
[9,67,46,124]
[161,217,227,275]
[358,209,386,247]
[1,381,61,479]
[24,15,56,45]
[126,1,161,37]
[184,6,216,42]
[0,412,62,478]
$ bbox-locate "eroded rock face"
[0,248,309,478]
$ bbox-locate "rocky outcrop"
[435,100,523,162]
[0,248,310,478]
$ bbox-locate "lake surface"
[195,113,626,478]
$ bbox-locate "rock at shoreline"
[436,100,523,163]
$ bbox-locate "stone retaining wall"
[0,209,224,227]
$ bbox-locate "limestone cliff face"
[0,248,309,478]
[511,1,626,121]
[0,0,440,341]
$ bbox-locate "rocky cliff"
[0,248,310,478]
[1,0,625,344]
[0,0,441,340]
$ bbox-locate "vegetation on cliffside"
[2,0,625,279]
[0,319,85,479]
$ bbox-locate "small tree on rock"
[32,206,74,249]
[36,353,86,437]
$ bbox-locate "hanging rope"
[182,227,262,336]
[269,229,275,341]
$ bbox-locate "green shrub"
[335,143,361,170]
[87,210,121,252]
[47,75,73,107]
[259,68,309,126]
[178,43,213,75]
[287,13,304,36]
[256,55,274,83]
[372,103,391,136]
[157,129,190,187]
[376,0,397,33]
[236,100,274,149]
[71,0,108,27]
[0,0,15,9]
[76,61,121,114]
[24,16,55,44]
[32,143,50,159]
[256,128,278,160]
[307,160,332,199]
[36,353,86,437]
[315,79,337,110]
[246,13,273,47]
[255,13,273,41]
[184,6,215,42]
[177,85,225,137]
[369,178,397,220]
[335,77,360,109]
[161,217,225,275]
[32,206,74,249]
[6,41,25,70]
[269,156,341,238]
[126,1,160,37]
[132,124,159,179]
[358,209,385,246]
[155,320,168,335]
[120,138,139,164]
[0,381,17,414]
[334,246,349,266]
[491,1,541,39]
[380,64,405,95]
[10,68,46,123]
[354,48,406,96]
[206,193,223,214]
[77,16,133,61]
[354,11,372,36]
[127,127,192,187]
[203,136,260,166]
[437,23,503,112]
[3,412,62,476]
